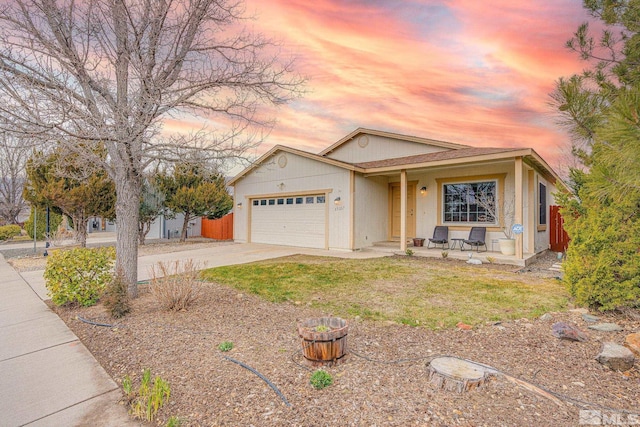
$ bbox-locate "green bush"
[44,246,116,306]
[0,224,21,241]
[561,194,640,311]
[310,369,333,389]
[24,207,63,240]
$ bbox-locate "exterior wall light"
[420,186,427,196]
[334,196,342,205]
[236,202,243,208]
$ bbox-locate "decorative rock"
[456,322,472,330]
[539,313,553,321]
[596,342,635,371]
[624,333,640,357]
[552,322,588,342]
[581,313,599,323]
[588,323,623,332]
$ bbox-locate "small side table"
[449,238,465,250]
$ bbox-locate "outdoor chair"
[461,227,487,252]
[427,226,449,249]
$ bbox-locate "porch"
[369,240,541,267]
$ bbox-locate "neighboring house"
[87,214,202,239]
[229,128,563,261]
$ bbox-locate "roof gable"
[319,128,469,158]
[227,144,360,186]
[228,129,564,189]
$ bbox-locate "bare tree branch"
[0,0,303,294]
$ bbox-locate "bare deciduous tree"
[0,0,302,296]
[0,134,29,225]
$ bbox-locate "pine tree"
[553,1,640,310]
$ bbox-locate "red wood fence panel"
[549,205,569,253]
[201,213,233,240]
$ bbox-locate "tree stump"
[427,357,497,392]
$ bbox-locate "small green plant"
[310,369,333,389]
[441,250,448,259]
[405,248,414,256]
[0,224,21,241]
[102,268,130,318]
[166,416,182,427]
[314,324,330,332]
[218,341,234,352]
[124,368,171,422]
[44,246,116,306]
[122,374,133,396]
[486,256,496,264]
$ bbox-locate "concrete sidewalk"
[0,242,385,426]
[0,253,138,427]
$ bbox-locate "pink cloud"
[220,0,597,171]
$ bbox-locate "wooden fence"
[549,205,569,253]
[201,213,233,240]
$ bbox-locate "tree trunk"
[138,221,151,246]
[71,213,88,248]
[115,176,141,298]
[138,226,146,246]
[180,212,191,242]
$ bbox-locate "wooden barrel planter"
[298,317,348,367]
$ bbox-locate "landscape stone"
[456,322,472,330]
[581,313,599,323]
[552,322,588,342]
[595,342,635,371]
[588,323,623,332]
[539,313,553,321]
[624,333,640,357]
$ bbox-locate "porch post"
[400,169,407,252]
[515,157,524,259]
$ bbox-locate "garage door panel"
[251,195,326,248]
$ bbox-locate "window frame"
[537,180,547,231]
[436,174,507,230]
[442,180,497,225]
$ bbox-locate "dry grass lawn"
[200,255,568,329]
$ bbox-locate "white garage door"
[251,194,326,248]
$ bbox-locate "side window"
[539,182,547,226]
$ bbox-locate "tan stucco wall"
[353,175,389,248]
[324,134,450,164]
[233,151,352,250]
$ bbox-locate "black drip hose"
[77,315,114,328]
[223,356,292,408]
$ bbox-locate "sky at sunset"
[233,0,594,171]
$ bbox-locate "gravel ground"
[49,251,639,427]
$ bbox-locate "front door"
[390,182,416,239]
